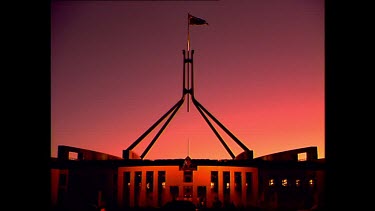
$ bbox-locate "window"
[197,186,207,207]
[296,179,301,187]
[282,179,288,187]
[146,171,154,192]
[269,179,274,186]
[183,186,193,198]
[298,152,307,161]
[223,171,230,194]
[184,171,193,183]
[211,171,218,192]
[309,179,316,190]
[246,172,252,195]
[197,186,207,199]
[158,171,166,207]
[158,171,166,189]
[123,172,130,207]
[134,171,142,206]
[223,171,230,204]
[68,152,78,160]
[170,186,179,200]
[235,172,242,193]
[135,171,142,187]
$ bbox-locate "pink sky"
[51,0,325,160]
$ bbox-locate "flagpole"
[187,13,190,112]
[188,137,190,156]
[187,13,190,52]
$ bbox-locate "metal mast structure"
[123,14,253,160]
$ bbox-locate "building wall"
[67,166,117,211]
[256,146,318,161]
[51,168,69,209]
[58,145,122,160]
[258,167,323,210]
[315,169,325,208]
[50,146,324,210]
[117,165,258,209]
[51,169,60,207]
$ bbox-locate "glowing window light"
[269,179,274,186]
[309,179,314,186]
[226,183,230,189]
[162,182,166,189]
[210,182,215,189]
[282,179,288,187]
[68,152,78,160]
[298,152,307,161]
[296,179,301,187]
[127,182,130,186]
[146,183,150,189]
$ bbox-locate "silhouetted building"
[51,146,325,211]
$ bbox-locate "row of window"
[268,178,315,187]
[121,171,253,193]
[60,171,314,190]
[211,171,253,194]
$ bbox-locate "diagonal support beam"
[193,97,251,153]
[140,98,185,159]
[193,99,235,159]
[126,98,185,151]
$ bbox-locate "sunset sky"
[51,0,324,160]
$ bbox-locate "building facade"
[51,145,325,211]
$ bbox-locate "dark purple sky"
[51,0,325,160]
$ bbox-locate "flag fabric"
[188,14,208,25]
[187,13,208,52]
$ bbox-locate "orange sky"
[51,0,324,160]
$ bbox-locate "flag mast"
[187,13,191,112]
[123,14,253,160]
[187,13,190,52]
[186,13,208,112]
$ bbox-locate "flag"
[188,14,208,25]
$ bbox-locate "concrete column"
[218,170,223,206]
[242,171,247,207]
[153,171,158,207]
[230,170,235,204]
[140,171,147,207]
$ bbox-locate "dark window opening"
[235,172,242,194]
[184,171,193,183]
[183,186,193,198]
[123,172,130,207]
[211,171,218,193]
[134,171,142,207]
[197,186,207,208]
[246,172,253,196]
[158,171,166,207]
[59,173,67,186]
[170,186,179,200]
[223,171,230,204]
[146,171,154,192]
